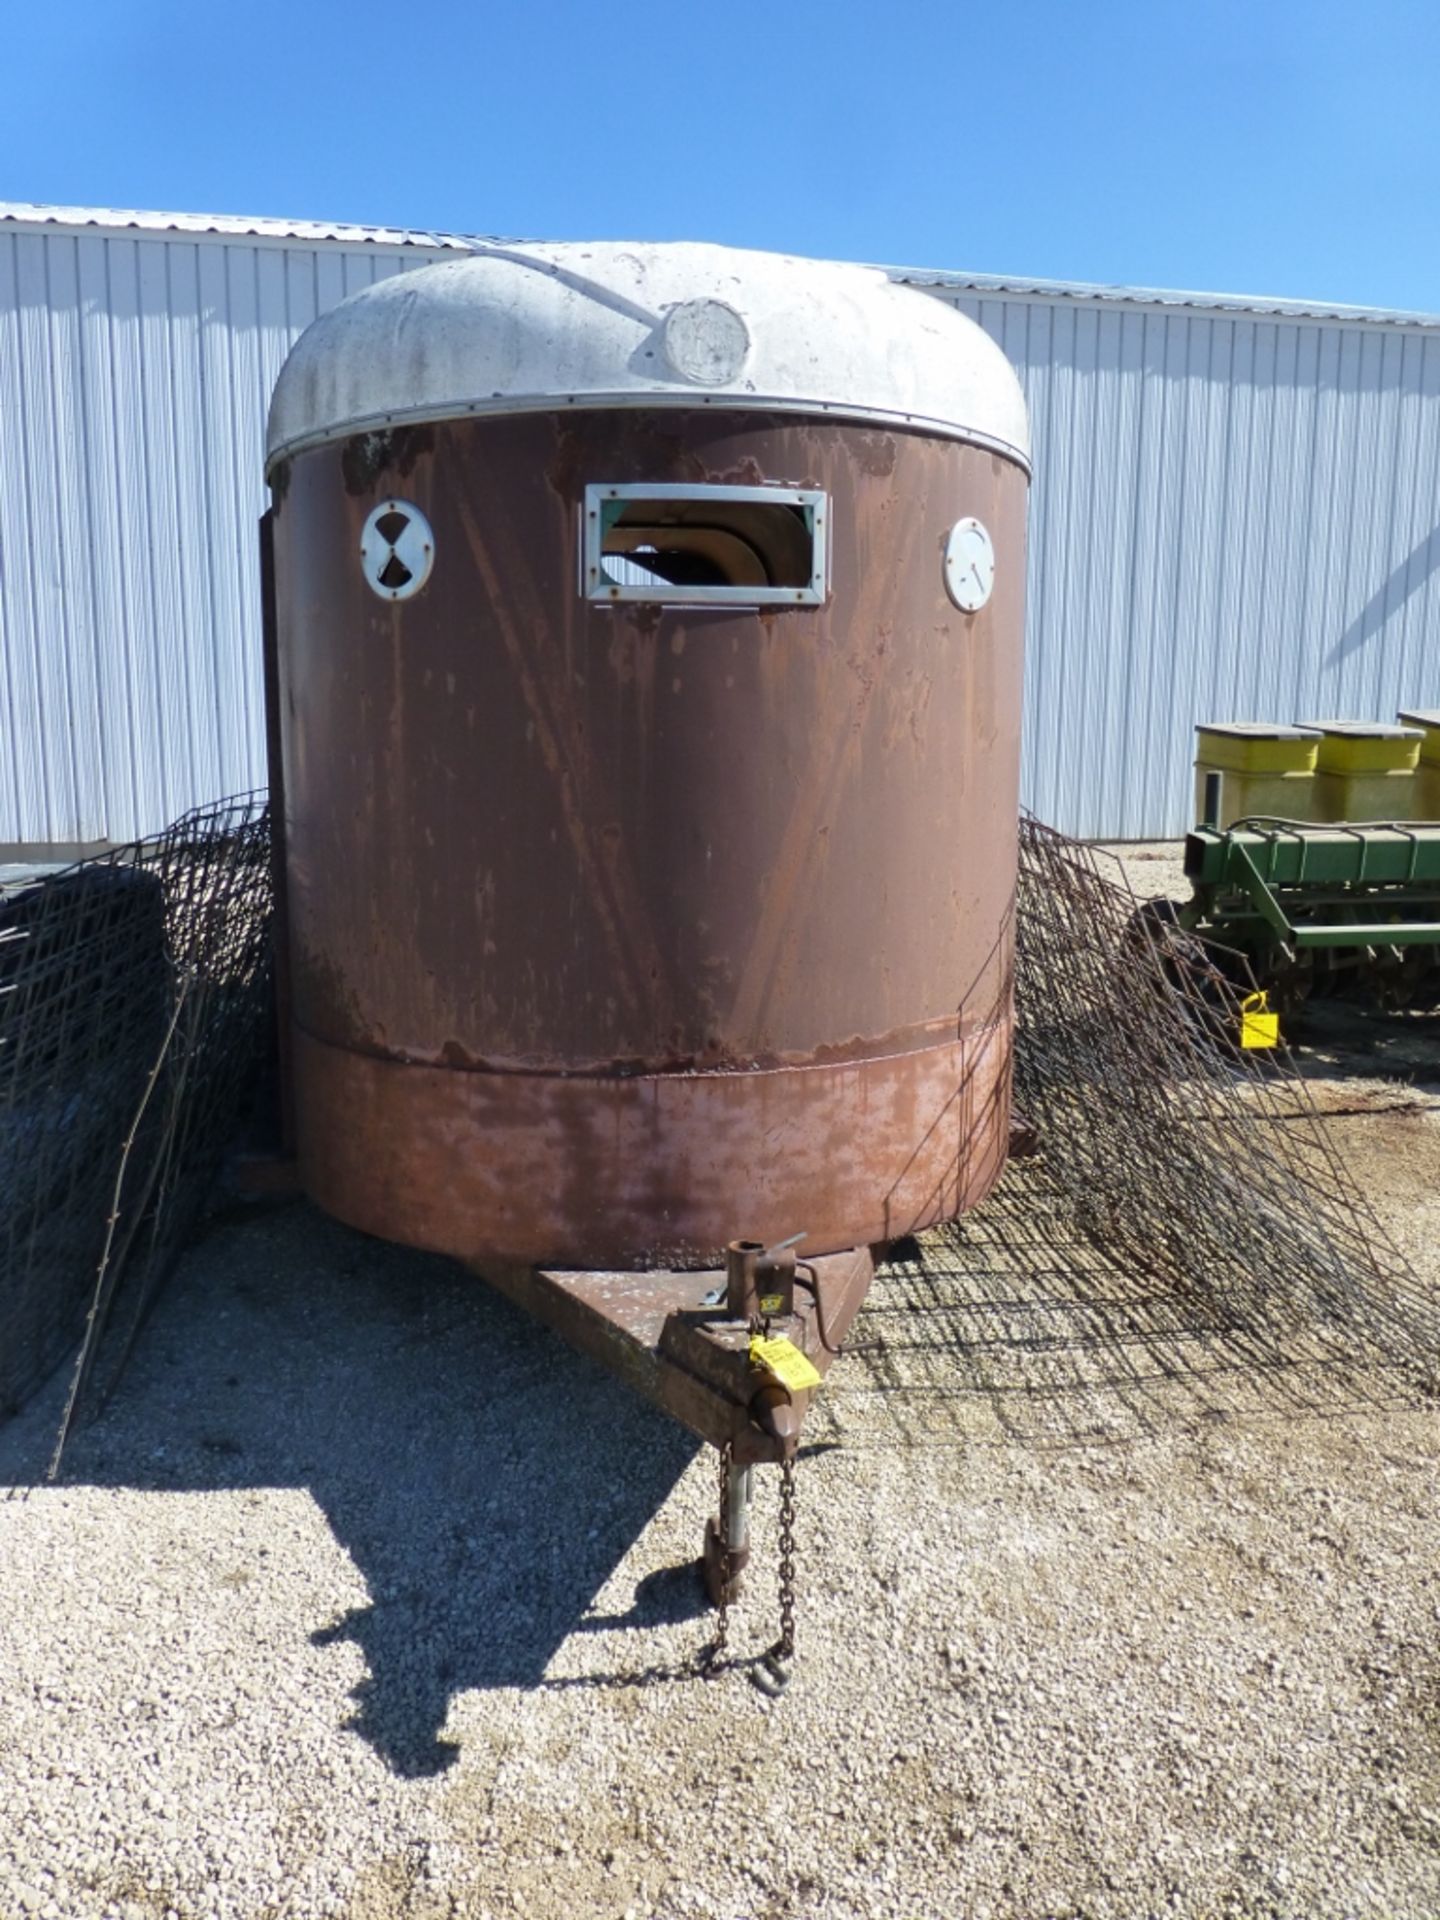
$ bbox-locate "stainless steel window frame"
[581,483,829,607]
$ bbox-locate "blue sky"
[7,0,1440,312]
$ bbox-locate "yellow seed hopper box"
[1193,724,1319,828]
[1302,721,1421,822]
[1397,710,1440,820]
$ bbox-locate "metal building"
[0,205,457,854]
[918,269,1440,838]
[3,202,1439,849]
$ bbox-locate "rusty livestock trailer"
[262,241,1030,1677]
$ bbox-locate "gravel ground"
[3,851,1440,1920]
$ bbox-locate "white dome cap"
[266,241,1030,473]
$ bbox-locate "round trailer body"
[266,242,1030,1268]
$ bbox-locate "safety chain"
[777,1451,797,1662]
[703,1443,799,1693]
[704,1439,734,1671]
[750,1451,797,1696]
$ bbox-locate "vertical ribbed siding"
[4,237,1440,846]
[944,290,1440,838]
[0,228,442,846]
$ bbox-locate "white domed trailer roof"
[265,241,1030,473]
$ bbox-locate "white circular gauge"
[359,499,435,601]
[944,516,996,613]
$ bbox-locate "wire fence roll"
[0,795,273,1455]
[832,820,1438,1458]
[1000,814,1440,1381]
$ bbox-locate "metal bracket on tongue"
[725,1231,803,1323]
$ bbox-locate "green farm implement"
[1180,812,1440,1009]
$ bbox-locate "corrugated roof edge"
[5,205,1435,330]
[0,200,512,251]
[890,264,1440,332]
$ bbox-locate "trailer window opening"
[583,484,828,605]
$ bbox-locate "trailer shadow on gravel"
[0,1200,702,1779]
[5,1118,1437,1777]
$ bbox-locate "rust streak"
[727,497,922,1041]
[452,488,669,1030]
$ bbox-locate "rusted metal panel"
[293,1018,1009,1268]
[273,407,1026,1267]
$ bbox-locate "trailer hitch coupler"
[748,1381,801,1450]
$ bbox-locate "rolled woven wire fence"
[0,795,272,1451]
[1004,815,1436,1374]
[843,818,1437,1452]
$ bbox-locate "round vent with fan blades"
[359,499,435,601]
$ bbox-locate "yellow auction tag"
[1240,990,1280,1050]
[749,1335,823,1394]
